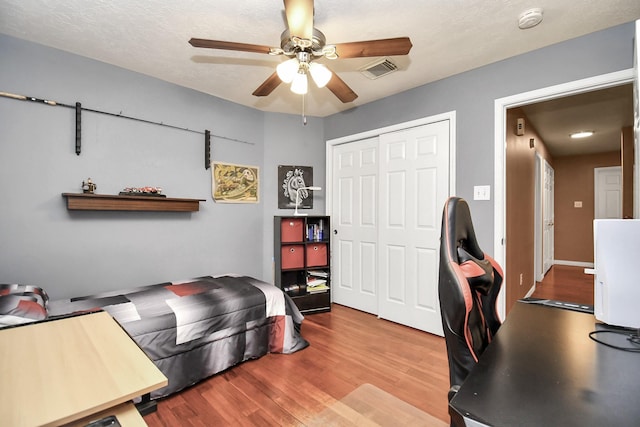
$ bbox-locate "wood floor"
[144,265,588,426]
[144,304,450,426]
[530,264,594,305]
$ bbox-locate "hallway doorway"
[495,69,637,315]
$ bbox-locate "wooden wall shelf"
[62,193,206,212]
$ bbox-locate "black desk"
[449,302,640,426]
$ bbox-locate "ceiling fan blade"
[334,37,413,58]
[252,72,283,97]
[326,74,358,103]
[284,0,314,40]
[189,38,272,55]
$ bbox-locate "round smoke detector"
[518,8,544,29]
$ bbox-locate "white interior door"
[542,159,555,275]
[377,120,449,335]
[595,166,622,219]
[331,137,379,314]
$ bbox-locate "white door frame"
[542,158,555,275]
[534,153,543,282]
[494,68,635,319]
[326,111,457,213]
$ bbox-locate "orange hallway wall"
[554,151,621,263]
[505,108,553,312]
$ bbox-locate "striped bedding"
[1,275,309,398]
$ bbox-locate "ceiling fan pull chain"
[302,93,307,125]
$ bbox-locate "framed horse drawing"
[278,165,314,210]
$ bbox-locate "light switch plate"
[474,185,491,201]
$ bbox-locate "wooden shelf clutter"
[274,215,331,314]
[62,193,206,212]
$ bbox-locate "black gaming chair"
[438,197,503,426]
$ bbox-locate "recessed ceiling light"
[570,131,594,139]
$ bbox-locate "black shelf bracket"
[205,129,211,170]
[75,102,82,155]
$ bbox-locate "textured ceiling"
[0,1,638,157]
[1,0,639,118]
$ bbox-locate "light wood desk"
[0,311,168,427]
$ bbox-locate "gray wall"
[0,34,327,299]
[324,22,635,250]
[262,113,326,281]
[0,21,635,299]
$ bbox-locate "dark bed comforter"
[45,275,309,398]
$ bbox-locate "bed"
[0,275,309,399]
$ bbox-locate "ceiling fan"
[188,0,412,103]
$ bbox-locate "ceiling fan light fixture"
[309,62,332,88]
[189,2,412,105]
[277,58,299,83]
[322,45,338,60]
[290,70,308,95]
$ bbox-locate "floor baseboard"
[553,260,594,268]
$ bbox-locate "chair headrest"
[457,247,494,296]
[443,197,495,295]
[443,198,484,258]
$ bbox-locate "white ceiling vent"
[359,58,399,79]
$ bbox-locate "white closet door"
[378,120,449,335]
[331,137,380,314]
[330,118,451,336]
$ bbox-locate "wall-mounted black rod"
[0,91,255,146]
[80,105,204,135]
[207,134,254,146]
[0,91,66,107]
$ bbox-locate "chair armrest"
[448,384,460,401]
[447,385,466,427]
